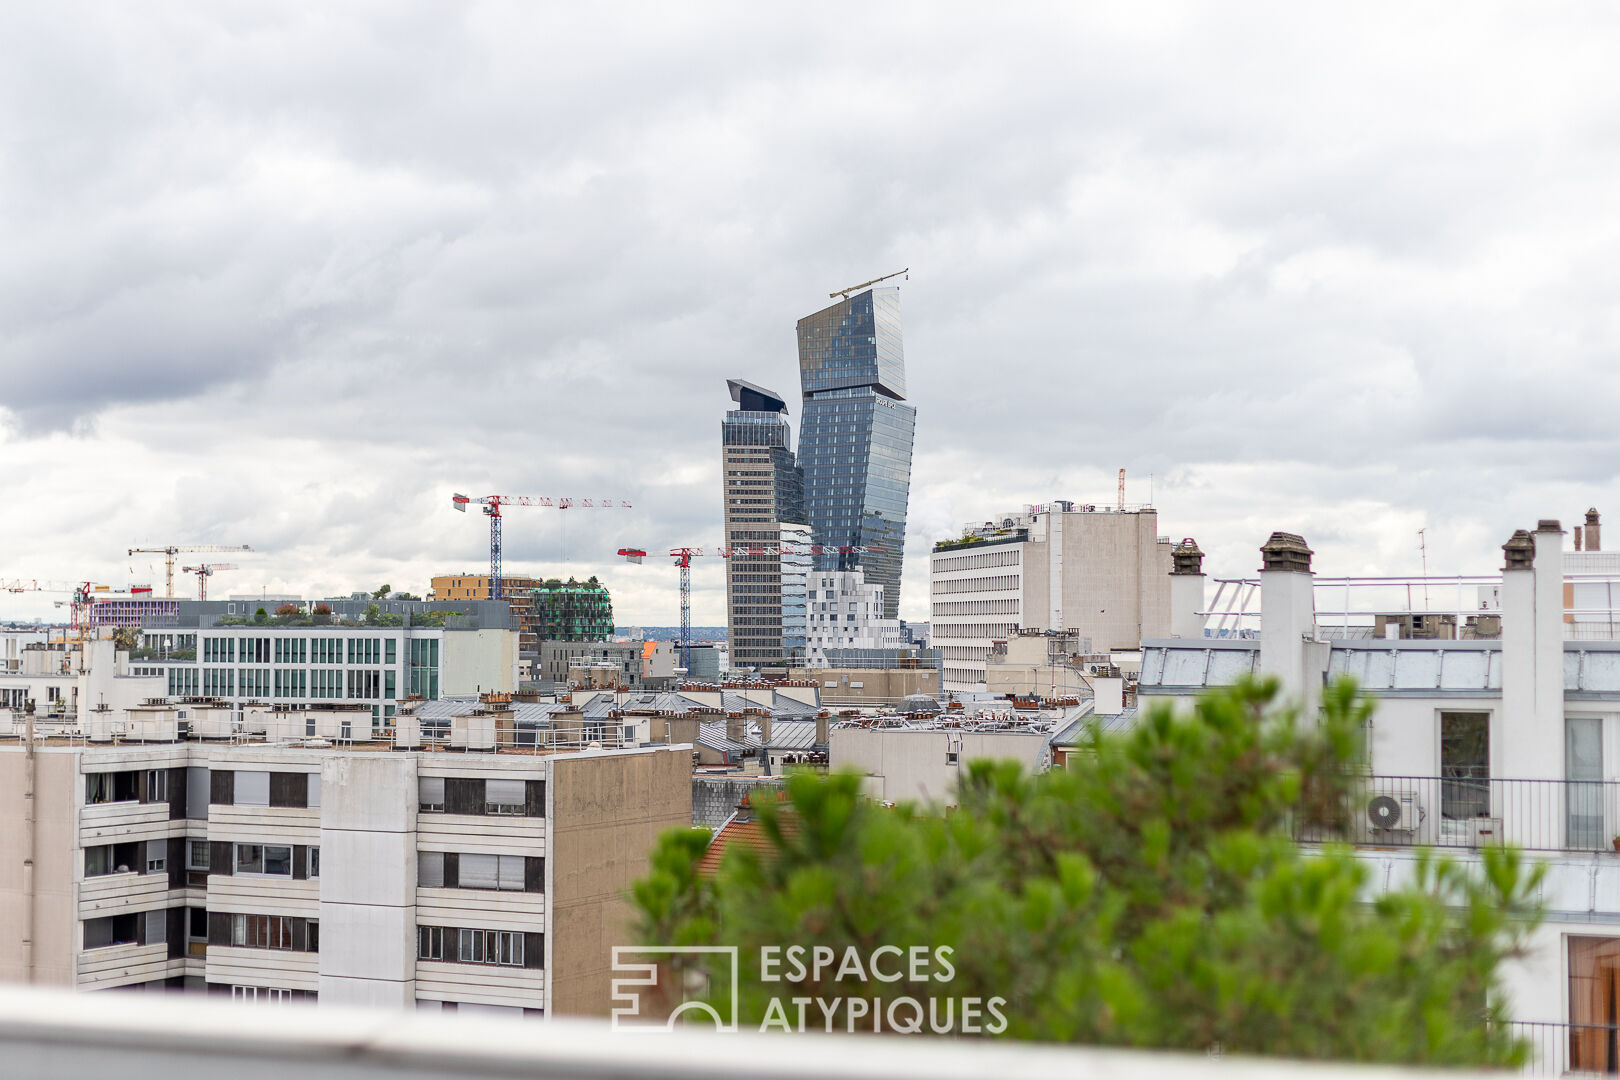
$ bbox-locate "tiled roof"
[697,804,796,877]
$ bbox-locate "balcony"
[1295,775,1620,854]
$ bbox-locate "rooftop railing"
[1295,775,1620,854]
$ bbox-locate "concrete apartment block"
[0,733,691,1016]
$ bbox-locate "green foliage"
[374,584,392,600]
[632,679,1541,1065]
[364,603,381,624]
[253,607,269,624]
[110,627,140,651]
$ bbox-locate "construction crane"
[617,544,884,671]
[452,493,632,600]
[0,580,143,632]
[181,563,237,601]
[128,544,253,597]
[830,267,908,300]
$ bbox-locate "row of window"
[932,599,1021,616]
[418,777,543,817]
[931,575,1022,595]
[933,547,1021,573]
[211,769,322,809]
[417,926,542,969]
[418,851,542,892]
[208,912,320,953]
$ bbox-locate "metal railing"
[1507,1020,1618,1076]
[1295,775,1620,854]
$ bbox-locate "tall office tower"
[722,380,810,670]
[796,287,916,621]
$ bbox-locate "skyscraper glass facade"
[796,287,916,620]
[722,380,810,669]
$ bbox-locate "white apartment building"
[1137,520,1620,1076]
[930,502,1175,693]
[137,623,518,725]
[0,704,689,1016]
[804,569,904,668]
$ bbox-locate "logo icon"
[610,945,739,1031]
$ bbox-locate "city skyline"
[5,6,1620,627]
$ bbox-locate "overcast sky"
[3,2,1620,627]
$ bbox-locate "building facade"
[722,379,810,670]
[1136,519,1620,1076]
[930,503,1175,693]
[803,569,904,667]
[527,580,613,643]
[795,287,916,621]
[141,622,518,724]
[0,734,690,1015]
[431,576,542,651]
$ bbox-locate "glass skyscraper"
[796,287,916,620]
[721,379,809,669]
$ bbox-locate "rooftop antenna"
[1418,529,1429,610]
[830,268,908,300]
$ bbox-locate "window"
[85,846,111,877]
[308,773,321,808]
[145,839,167,874]
[485,779,525,815]
[457,928,523,967]
[235,771,270,807]
[308,846,320,879]
[236,844,264,874]
[419,851,444,888]
[1439,712,1489,821]
[144,770,168,803]
[1569,937,1620,1072]
[263,845,293,876]
[229,913,311,951]
[419,776,445,813]
[459,853,525,891]
[418,926,444,960]
[188,840,210,870]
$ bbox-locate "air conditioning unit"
[1362,791,1425,843]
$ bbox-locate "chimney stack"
[1587,508,1602,552]
[1258,532,1321,706]
[1168,538,1207,639]
[1499,522,1566,804]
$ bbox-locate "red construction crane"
[180,563,238,601]
[127,544,253,597]
[617,544,883,671]
[453,493,632,600]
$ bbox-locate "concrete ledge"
[0,983,1512,1080]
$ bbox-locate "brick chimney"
[1587,508,1601,552]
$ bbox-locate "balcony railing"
[1507,1020,1619,1076]
[1295,775,1620,854]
